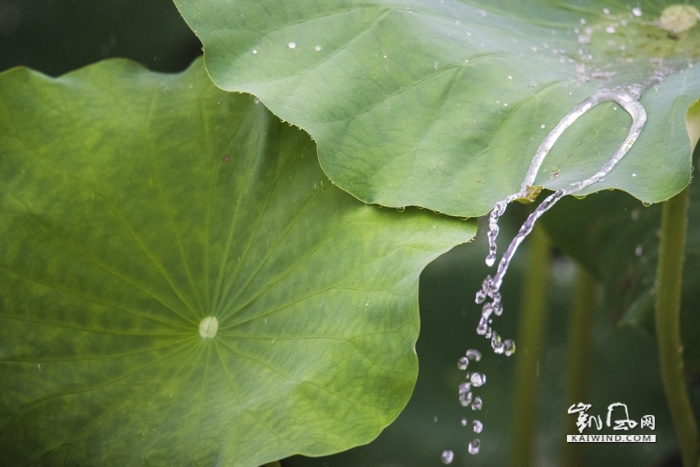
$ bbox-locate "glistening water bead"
[471,396,483,410]
[470,372,486,387]
[466,349,482,361]
[459,391,473,407]
[468,439,481,455]
[441,450,454,464]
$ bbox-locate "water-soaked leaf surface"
[175,0,700,216]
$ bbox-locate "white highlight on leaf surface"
[199,316,219,338]
[659,5,699,33]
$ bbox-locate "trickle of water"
[470,372,486,387]
[476,90,646,353]
[471,396,483,410]
[458,356,469,370]
[466,349,482,361]
[459,391,474,407]
[441,450,454,464]
[461,418,468,426]
[473,419,484,433]
[468,439,481,455]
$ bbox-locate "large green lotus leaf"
[174,0,700,217]
[541,178,700,372]
[0,59,475,467]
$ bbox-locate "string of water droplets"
[442,88,646,465]
[442,349,484,463]
[477,88,646,352]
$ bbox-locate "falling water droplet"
[466,349,482,361]
[541,124,546,129]
[635,246,643,256]
[461,418,468,426]
[492,334,505,354]
[504,339,516,356]
[603,8,610,14]
[459,391,474,407]
[606,25,616,33]
[315,45,322,51]
[632,7,642,16]
[288,42,297,49]
[485,254,496,267]
[441,450,454,464]
[471,396,483,410]
[473,420,484,433]
[458,356,469,370]
[468,439,481,455]
[470,372,486,387]
[459,382,472,394]
[252,49,258,54]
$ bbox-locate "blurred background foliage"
[2,1,697,465]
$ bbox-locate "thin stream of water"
[447,89,646,464]
[478,89,647,350]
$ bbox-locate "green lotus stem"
[510,223,552,467]
[655,187,699,467]
[562,267,597,467]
